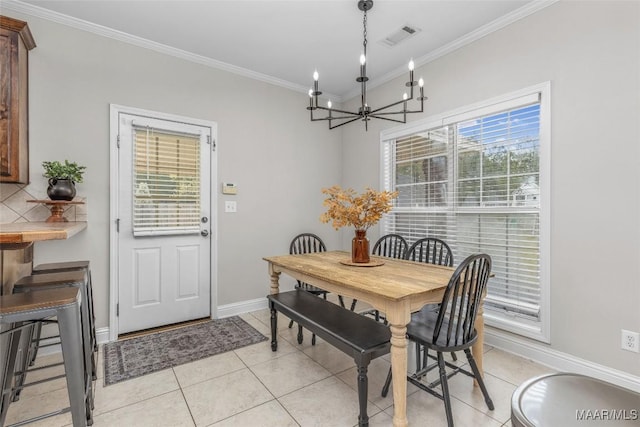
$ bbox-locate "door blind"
[132,126,201,236]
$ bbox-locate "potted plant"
[320,185,398,263]
[42,160,86,201]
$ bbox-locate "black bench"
[267,290,391,427]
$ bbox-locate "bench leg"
[297,325,303,344]
[357,361,371,427]
[269,304,278,352]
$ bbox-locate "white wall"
[7,11,342,329]
[341,1,640,376]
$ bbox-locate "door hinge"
[116,218,120,232]
[116,134,120,148]
[116,303,119,316]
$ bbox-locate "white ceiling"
[9,0,549,100]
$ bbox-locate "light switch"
[224,201,237,213]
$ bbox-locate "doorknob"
[201,230,209,237]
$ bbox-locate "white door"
[116,111,214,334]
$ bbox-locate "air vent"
[379,24,421,47]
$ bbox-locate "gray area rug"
[103,316,266,386]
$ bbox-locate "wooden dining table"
[264,250,487,427]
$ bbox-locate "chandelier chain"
[362,9,368,56]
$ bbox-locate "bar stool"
[32,261,95,345]
[31,261,97,374]
[11,271,95,410]
[0,287,89,426]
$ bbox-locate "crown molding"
[343,0,560,102]
[2,0,557,103]
[0,0,344,100]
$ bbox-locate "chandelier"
[307,0,426,131]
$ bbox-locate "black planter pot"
[47,178,76,201]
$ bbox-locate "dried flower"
[320,185,398,231]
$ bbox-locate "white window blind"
[381,87,548,340]
[132,126,201,236]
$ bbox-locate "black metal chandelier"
[307,0,426,131]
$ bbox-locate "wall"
[2,10,342,330]
[341,1,640,376]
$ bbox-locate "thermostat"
[222,182,237,195]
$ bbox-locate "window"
[381,83,550,341]
[132,126,201,236]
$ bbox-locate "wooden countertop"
[0,222,87,246]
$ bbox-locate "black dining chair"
[361,234,409,321]
[405,237,453,267]
[372,233,409,260]
[287,233,330,345]
[405,237,458,364]
[382,253,494,427]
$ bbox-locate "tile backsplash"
[0,183,87,223]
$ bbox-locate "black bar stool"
[0,287,89,427]
[11,270,95,414]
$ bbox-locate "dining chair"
[404,237,453,267]
[372,233,408,259]
[361,234,409,321]
[405,237,458,364]
[288,233,329,345]
[381,253,494,427]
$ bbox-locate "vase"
[352,229,370,263]
[47,178,76,201]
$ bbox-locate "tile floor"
[5,304,556,427]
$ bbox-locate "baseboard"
[96,327,110,345]
[217,297,269,319]
[484,327,640,393]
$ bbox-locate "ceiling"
[10,0,546,100]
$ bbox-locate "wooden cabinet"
[0,16,35,183]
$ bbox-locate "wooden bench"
[267,290,391,427]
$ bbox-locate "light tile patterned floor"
[5,306,556,427]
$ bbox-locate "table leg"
[268,264,281,295]
[387,304,410,427]
[472,303,485,386]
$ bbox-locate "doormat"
[103,316,267,386]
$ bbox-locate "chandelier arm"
[312,114,364,121]
[314,106,363,117]
[366,114,408,124]
[369,98,412,114]
[373,107,424,116]
[371,102,424,116]
[329,116,364,129]
[369,83,416,114]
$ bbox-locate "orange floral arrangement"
[320,185,398,231]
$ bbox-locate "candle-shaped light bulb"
[360,54,366,65]
[308,89,313,97]
[403,93,408,100]
[313,70,319,81]
[418,78,424,87]
[327,100,332,109]
[408,59,415,71]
